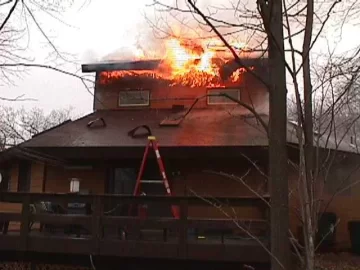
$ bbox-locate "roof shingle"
[21,109,268,148]
[18,108,357,154]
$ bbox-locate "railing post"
[178,198,188,259]
[92,195,102,255]
[259,199,271,246]
[20,194,30,251]
[265,203,271,246]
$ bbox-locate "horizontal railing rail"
[186,218,269,230]
[0,212,22,222]
[0,192,270,206]
[101,216,180,229]
[30,214,91,226]
[0,192,270,262]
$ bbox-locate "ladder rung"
[140,180,163,184]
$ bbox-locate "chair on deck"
[30,201,65,233]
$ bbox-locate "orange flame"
[164,39,216,76]
[100,38,252,87]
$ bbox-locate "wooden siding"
[93,73,268,112]
[30,162,45,193]
[45,165,106,194]
[0,162,47,231]
[287,161,360,250]
[2,155,360,250]
[172,169,267,220]
[0,163,22,231]
[321,163,360,249]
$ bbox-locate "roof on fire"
[82,60,162,72]
[14,108,357,154]
[81,58,269,73]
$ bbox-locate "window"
[207,88,240,105]
[118,90,150,107]
[17,160,31,192]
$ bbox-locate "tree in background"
[0,0,93,101]
[0,106,74,150]
[148,1,360,269]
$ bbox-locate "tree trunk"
[268,0,290,269]
[302,0,315,269]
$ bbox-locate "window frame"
[207,88,241,105]
[118,89,150,107]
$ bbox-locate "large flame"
[165,39,216,76]
[100,38,252,87]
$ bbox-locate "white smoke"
[81,49,100,63]
[83,0,261,63]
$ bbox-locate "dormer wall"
[93,71,269,114]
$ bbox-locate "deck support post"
[179,198,188,259]
[92,196,102,255]
[20,195,31,251]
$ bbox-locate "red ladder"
[132,136,180,219]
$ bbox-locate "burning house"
[1,38,360,267]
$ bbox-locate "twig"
[0,63,94,83]
[189,189,285,270]
[0,94,36,102]
[186,0,270,90]
[240,153,269,180]
[203,168,304,264]
[315,218,340,251]
[203,169,270,207]
[0,0,19,33]
[322,176,360,217]
[23,2,74,63]
[0,0,13,7]
[179,93,269,136]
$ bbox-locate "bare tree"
[147,1,360,269]
[0,105,74,149]
[0,0,94,100]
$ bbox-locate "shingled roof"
[16,108,357,154]
[21,108,268,148]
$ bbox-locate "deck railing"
[0,192,270,262]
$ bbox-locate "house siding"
[45,165,106,194]
[287,158,360,250]
[173,169,267,220]
[0,163,22,231]
[1,156,359,249]
[30,162,45,193]
[1,161,106,231]
[321,164,360,249]
[94,73,269,114]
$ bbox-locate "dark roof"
[0,146,65,165]
[20,109,268,148]
[82,60,162,73]
[17,108,357,154]
[81,58,269,74]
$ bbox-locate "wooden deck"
[0,192,270,263]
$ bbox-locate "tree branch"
[186,0,271,90]
[188,188,285,269]
[0,63,94,83]
[0,0,19,33]
[0,94,36,101]
[180,92,269,136]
